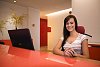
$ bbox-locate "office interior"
[0,0,100,61]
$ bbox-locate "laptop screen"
[8,28,35,50]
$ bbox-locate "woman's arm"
[53,39,64,56]
[75,39,89,58]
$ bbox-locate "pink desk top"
[0,45,100,67]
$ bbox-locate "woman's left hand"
[64,48,77,57]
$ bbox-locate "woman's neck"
[70,30,78,37]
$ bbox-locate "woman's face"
[66,18,76,32]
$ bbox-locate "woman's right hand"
[64,48,77,57]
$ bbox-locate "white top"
[60,33,88,54]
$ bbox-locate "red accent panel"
[47,27,51,32]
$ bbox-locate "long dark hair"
[61,15,78,51]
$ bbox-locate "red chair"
[77,26,92,37]
[77,26,85,34]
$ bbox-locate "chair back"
[77,26,85,34]
[77,26,92,37]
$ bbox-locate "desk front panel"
[0,45,100,67]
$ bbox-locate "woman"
[53,15,89,58]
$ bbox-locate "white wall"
[0,1,40,50]
[72,0,100,44]
[28,7,40,50]
[47,9,72,51]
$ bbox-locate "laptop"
[8,28,35,50]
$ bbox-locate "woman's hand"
[64,48,77,57]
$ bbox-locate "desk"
[89,44,100,61]
[0,45,100,67]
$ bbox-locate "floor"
[40,46,47,52]
[40,46,52,52]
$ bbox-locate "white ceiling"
[1,0,72,19]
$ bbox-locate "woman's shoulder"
[79,33,86,36]
[78,33,88,41]
[79,33,87,37]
